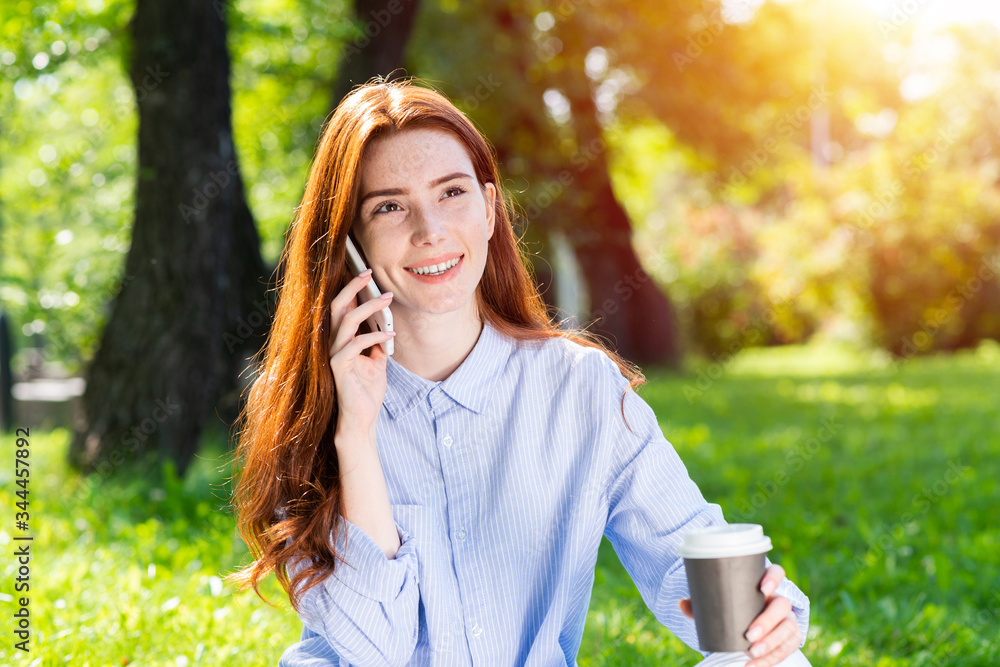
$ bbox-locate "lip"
[405,255,463,282]
[405,253,464,269]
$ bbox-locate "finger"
[337,291,392,339]
[329,269,374,333]
[746,594,792,643]
[331,292,393,357]
[678,598,693,619]
[759,563,785,598]
[330,329,396,367]
[746,615,801,667]
[748,612,799,663]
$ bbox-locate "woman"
[227,77,811,667]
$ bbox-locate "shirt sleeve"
[278,513,421,667]
[596,353,810,655]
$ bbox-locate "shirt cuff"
[327,514,418,603]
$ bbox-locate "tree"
[69,0,268,476]
[410,0,685,365]
[330,0,422,109]
[550,8,682,365]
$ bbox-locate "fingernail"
[749,643,765,658]
[761,581,776,597]
[381,291,393,299]
[746,626,762,642]
[361,268,373,276]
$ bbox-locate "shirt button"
[456,528,467,540]
[471,624,483,637]
[442,435,453,447]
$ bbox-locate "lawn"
[2,341,998,666]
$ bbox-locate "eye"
[443,185,466,198]
[373,201,402,215]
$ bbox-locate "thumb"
[678,598,694,619]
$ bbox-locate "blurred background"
[1,0,999,665]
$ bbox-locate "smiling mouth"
[405,255,463,276]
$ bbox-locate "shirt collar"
[383,318,514,420]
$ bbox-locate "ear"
[485,182,497,240]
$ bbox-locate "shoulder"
[505,331,628,394]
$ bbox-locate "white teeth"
[406,256,460,276]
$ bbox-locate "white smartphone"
[345,234,394,356]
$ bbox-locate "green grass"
[0,425,294,666]
[581,340,1000,666]
[3,341,999,666]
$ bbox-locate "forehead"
[359,127,474,185]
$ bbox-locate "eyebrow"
[358,172,474,207]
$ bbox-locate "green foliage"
[2,344,997,664]
[0,0,136,375]
[4,0,999,375]
[611,6,1000,359]
[0,0,353,375]
[228,0,354,264]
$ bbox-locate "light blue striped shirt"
[279,318,810,666]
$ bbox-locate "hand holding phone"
[344,235,394,356]
[328,246,396,436]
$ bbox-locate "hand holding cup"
[678,524,802,667]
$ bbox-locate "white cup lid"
[678,523,773,559]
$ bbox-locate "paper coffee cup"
[679,524,773,653]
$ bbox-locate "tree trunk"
[69,0,267,477]
[330,0,422,108]
[563,79,682,368]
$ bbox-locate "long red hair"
[225,76,646,613]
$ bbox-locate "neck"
[390,307,485,382]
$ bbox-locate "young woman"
[227,77,812,667]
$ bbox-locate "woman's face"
[350,127,497,329]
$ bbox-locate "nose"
[410,203,448,246]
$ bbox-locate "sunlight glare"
[849,0,1000,29]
